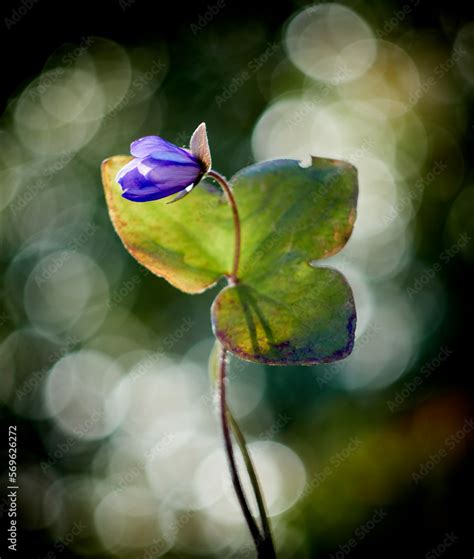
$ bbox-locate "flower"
[116,122,212,203]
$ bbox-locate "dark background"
[1,0,474,558]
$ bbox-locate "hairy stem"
[207,169,241,284]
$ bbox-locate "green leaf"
[212,262,356,364]
[102,156,234,294]
[231,158,357,279]
[102,156,358,364]
[211,157,357,364]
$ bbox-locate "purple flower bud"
[116,123,212,203]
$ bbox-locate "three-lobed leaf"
[102,156,358,364]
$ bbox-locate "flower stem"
[217,345,263,548]
[207,170,275,555]
[210,343,277,558]
[207,169,241,284]
[227,411,276,557]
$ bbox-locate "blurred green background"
[0,0,473,557]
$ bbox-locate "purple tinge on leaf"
[116,123,211,202]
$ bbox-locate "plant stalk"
[208,169,276,557]
[227,411,276,556]
[217,345,263,548]
[212,343,277,558]
[207,169,241,284]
